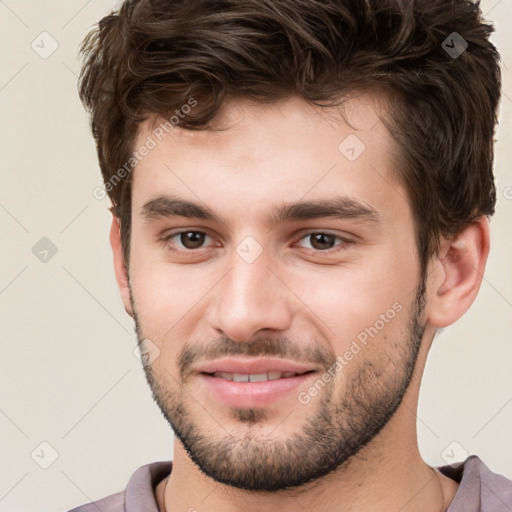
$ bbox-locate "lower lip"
[198,372,316,408]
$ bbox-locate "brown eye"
[308,233,337,250]
[296,232,350,253]
[178,231,206,249]
[162,230,213,252]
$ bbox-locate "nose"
[207,246,294,342]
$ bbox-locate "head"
[79,0,501,493]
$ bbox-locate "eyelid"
[160,228,353,254]
[159,229,218,251]
[293,230,353,251]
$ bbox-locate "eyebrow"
[140,194,382,226]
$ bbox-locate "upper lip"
[196,357,318,375]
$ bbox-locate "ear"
[110,215,134,317]
[425,216,490,328]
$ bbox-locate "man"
[70,0,511,510]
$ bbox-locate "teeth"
[212,371,301,382]
[249,373,268,382]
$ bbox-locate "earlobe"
[426,217,490,328]
[109,215,134,317]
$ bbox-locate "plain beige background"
[0,1,511,511]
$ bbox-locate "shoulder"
[468,455,512,508]
[64,460,173,512]
[66,490,125,512]
[439,455,512,511]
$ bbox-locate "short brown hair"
[78,0,501,274]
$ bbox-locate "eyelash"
[159,230,352,255]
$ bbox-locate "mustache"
[178,336,337,380]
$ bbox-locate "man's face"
[126,94,427,491]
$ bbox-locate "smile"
[207,371,312,382]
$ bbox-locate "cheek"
[129,255,216,353]
[292,248,417,348]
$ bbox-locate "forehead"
[131,93,409,226]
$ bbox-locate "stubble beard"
[131,279,426,492]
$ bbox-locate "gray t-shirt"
[67,455,512,511]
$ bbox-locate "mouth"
[202,370,316,382]
[195,358,320,408]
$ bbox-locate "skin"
[110,94,489,512]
